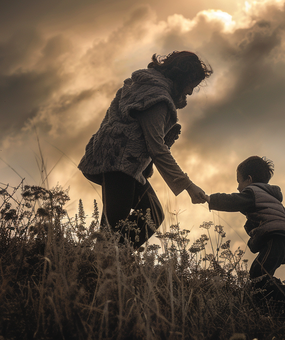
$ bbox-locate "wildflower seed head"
[221,240,231,249]
[199,221,214,229]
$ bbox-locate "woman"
[78,51,213,248]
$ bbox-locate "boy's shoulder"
[245,183,283,202]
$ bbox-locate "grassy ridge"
[0,182,284,340]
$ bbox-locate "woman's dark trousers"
[99,172,164,249]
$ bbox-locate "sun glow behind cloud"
[197,10,236,32]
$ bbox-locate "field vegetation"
[0,181,284,340]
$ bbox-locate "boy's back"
[209,182,285,253]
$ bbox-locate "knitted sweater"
[209,183,285,253]
[78,68,192,195]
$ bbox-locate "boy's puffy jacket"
[245,183,285,253]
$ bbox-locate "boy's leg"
[250,236,285,301]
[250,237,285,278]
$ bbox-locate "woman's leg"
[101,172,164,248]
[102,172,137,228]
[130,179,165,248]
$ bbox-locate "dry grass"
[0,181,284,340]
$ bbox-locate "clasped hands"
[187,183,210,204]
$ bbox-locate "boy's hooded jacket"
[209,183,285,253]
[78,68,192,195]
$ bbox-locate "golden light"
[197,9,236,32]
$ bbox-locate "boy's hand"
[205,194,210,203]
[187,183,207,204]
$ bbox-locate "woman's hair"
[148,51,213,87]
[237,156,274,183]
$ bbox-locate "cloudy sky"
[1,0,285,278]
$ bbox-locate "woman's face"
[175,79,202,109]
[182,79,202,96]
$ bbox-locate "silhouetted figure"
[79,51,212,248]
[206,156,285,303]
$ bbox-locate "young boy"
[206,156,285,301]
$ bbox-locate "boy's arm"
[208,190,255,212]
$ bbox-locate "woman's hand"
[186,183,207,204]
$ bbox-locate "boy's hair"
[237,156,274,183]
[147,51,213,89]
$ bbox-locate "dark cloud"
[0,0,120,36]
[0,0,158,44]
[178,2,285,156]
[0,27,75,141]
[0,5,153,148]
[82,5,154,68]
[40,35,73,64]
[0,68,65,139]
[0,28,43,74]
[29,81,119,135]
[0,0,240,41]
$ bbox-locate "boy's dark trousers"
[100,171,164,249]
[250,236,285,301]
